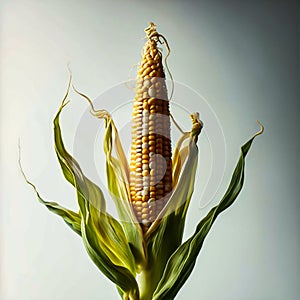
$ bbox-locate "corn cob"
[129,22,172,231]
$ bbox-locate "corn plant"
[23,22,263,300]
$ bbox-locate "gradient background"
[1,0,299,299]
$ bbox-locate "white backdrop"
[1,0,299,299]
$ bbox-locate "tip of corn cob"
[144,22,157,38]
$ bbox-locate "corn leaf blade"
[141,135,198,296]
[152,132,261,300]
[73,87,146,268]
[23,177,82,235]
[78,191,140,298]
[53,99,139,294]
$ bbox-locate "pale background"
[1,0,299,299]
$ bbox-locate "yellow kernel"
[141,213,149,220]
[143,102,149,110]
[142,67,152,76]
[136,200,142,206]
[142,208,149,214]
[150,70,157,77]
[148,98,156,106]
[142,170,149,176]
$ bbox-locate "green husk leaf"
[146,113,202,241]
[152,127,263,300]
[51,86,139,295]
[141,135,198,298]
[78,190,139,298]
[103,117,146,267]
[73,87,146,268]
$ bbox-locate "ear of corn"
[129,22,172,232]
[23,22,263,300]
